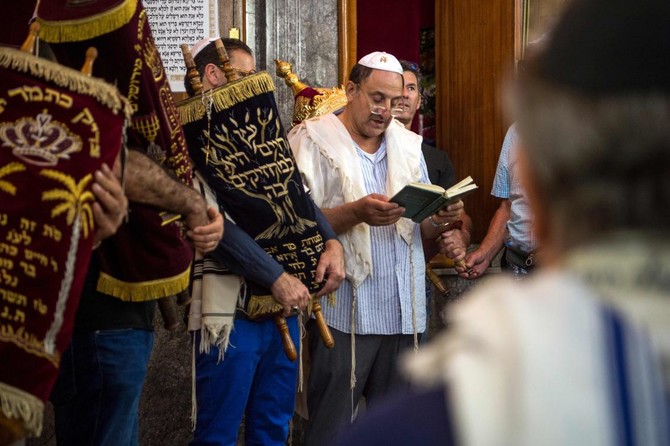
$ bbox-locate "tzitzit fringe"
[178,72,276,125]
[410,240,419,352]
[0,382,44,437]
[96,267,191,302]
[190,334,197,431]
[298,312,305,392]
[0,47,133,119]
[349,286,357,422]
[37,0,138,43]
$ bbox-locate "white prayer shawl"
[288,113,423,288]
[187,175,244,429]
[403,236,670,446]
[188,174,243,359]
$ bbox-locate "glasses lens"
[390,108,404,117]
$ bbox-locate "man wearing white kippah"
[289,51,467,444]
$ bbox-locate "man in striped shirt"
[289,51,468,445]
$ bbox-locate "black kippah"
[533,0,670,96]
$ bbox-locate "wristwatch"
[429,215,448,228]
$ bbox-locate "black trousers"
[304,323,416,446]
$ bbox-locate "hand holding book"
[389,176,478,223]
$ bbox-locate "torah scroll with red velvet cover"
[0,45,132,436]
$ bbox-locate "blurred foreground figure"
[331,0,670,444]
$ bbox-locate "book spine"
[412,196,447,223]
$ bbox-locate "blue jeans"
[191,316,300,446]
[50,328,154,446]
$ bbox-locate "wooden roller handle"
[20,22,40,54]
[80,47,97,76]
[175,288,192,306]
[274,315,297,362]
[214,38,240,83]
[312,300,334,349]
[426,266,449,298]
[180,43,203,95]
[157,296,181,331]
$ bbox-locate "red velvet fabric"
[0,0,36,48]
[38,1,195,298]
[0,51,125,402]
[356,0,422,63]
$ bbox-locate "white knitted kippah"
[191,37,218,58]
[357,51,403,75]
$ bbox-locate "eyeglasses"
[356,84,404,117]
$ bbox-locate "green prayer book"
[390,176,478,223]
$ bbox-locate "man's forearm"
[124,150,206,223]
[322,202,361,234]
[477,201,510,261]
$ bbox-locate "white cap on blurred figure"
[191,37,217,58]
[357,51,403,75]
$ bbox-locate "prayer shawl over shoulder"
[289,114,422,288]
[403,236,670,446]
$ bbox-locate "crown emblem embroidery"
[0,110,82,167]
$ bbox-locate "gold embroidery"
[0,111,83,167]
[40,171,95,239]
[206,106,316,240]
[133,113,165,163]
[0,163,26,196]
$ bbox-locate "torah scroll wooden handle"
[426,266,449,298]
[157,296,181,332]
[312,300,335,349]
[274,315,297,362]
[181,43,203,95]
[80,47,97,76]
[20,22,40,54]
[214,38,240,83]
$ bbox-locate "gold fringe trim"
[37,0,138,43]
[178,72,276,125]
[246,294,284,319]
[96,266,191,302]
[0,47,133,119]
[0,382,44,437]
[246,293,327,320]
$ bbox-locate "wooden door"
[435,0,516,243]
